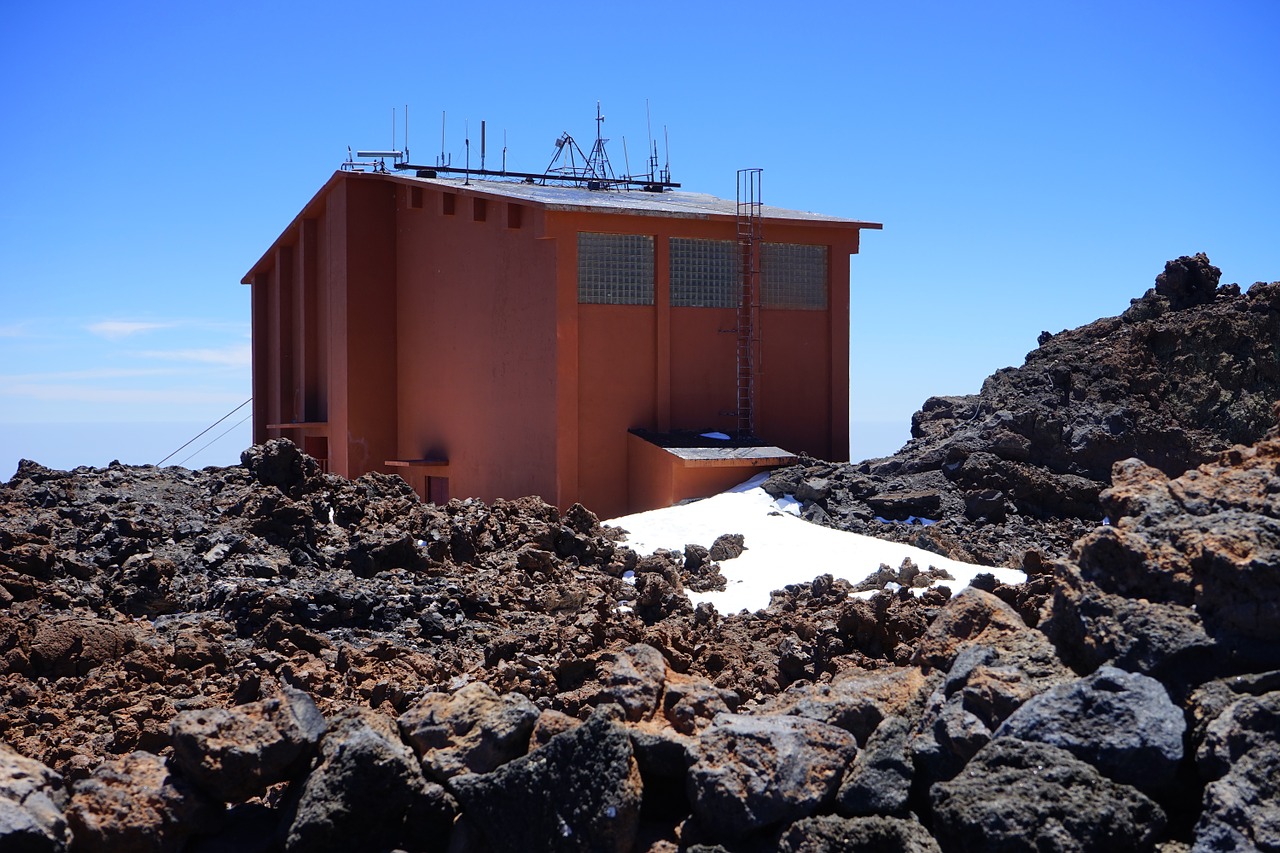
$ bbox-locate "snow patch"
[606,479,1024,614]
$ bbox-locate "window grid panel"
[577,233,655,305]
[762,243,828,310]
[670,238,740,308]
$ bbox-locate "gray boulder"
[1193,690,1280,852]
[448,706,642,853]
[911,641,1070,786]
[0,742,69,852]
[1196,688,1280,780]
[687,713,857,841]
[836,715,913,817]
[598,644,668,722]
[1042,567,1219,690]
[397,681,539,781]
[283,707,455,853]
[777,814,941,853]
[169,686,326,802]
[1195,749,1280,853]
[993,666,1185,794]
[930,738,1166,852]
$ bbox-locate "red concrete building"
[242,169,879,517]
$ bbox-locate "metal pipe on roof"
[394,162,680,190]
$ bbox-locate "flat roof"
[392,172,882,227]
[630,429,798,466]
[244,169,881,283]
[661,446,798,463]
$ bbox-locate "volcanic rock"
[1195,746,1280,853]
[448,706,643,853]
[397,681,539,781]
[834,714,914,817]
[281,707,454,853]
[66,751,223,853]
[761,666,928,745]
[3,255,1280,850]
[776,814,941,853]
[930,738,1166,852]
[169,686,326,803]
[993,666,1185,795]
[1078,444,1280,649]
[766,257,1280,569]
[1040,563,1220,691]
[686,713,857,840]
[0,742,69,852]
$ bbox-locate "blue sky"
[2,1,1277,477]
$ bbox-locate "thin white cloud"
[0,383,245,406]
[138,344,252,368]
[0,367,179,383]
[87,321,175,340]
[0,322,29,338]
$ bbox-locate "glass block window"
[670,238,740,307]
[763,243,828,310]
[577,232,654,305]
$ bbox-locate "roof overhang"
[242,169,882,285]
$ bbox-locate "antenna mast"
[584,100,615,182]
[378,104,679,190]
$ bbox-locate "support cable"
[176,413,253,468]
[157,397,252,466]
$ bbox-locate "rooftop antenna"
[646,99,655,182]
[664,125,671,184]
[584,100,615,183]
[387,104,679,190]
[354,107,404,171]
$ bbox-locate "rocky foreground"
[1,256,1279,852]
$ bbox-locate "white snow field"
[605,474,1025,615]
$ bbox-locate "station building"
[242,168,879,517]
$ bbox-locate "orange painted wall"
[394,184,559,502]
[561,213,857,517]
[627,432,791,513]
[333,178,399,478]
[668,307,741,436]
[576,304,658,518]
[627,433,675,512]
